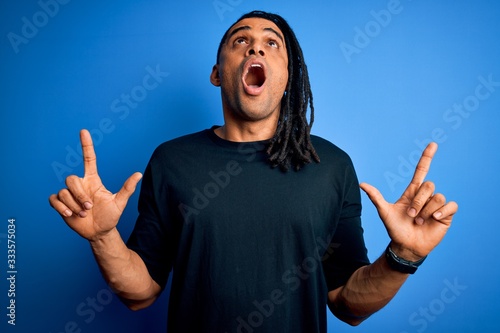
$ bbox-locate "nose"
[247,43,265,57]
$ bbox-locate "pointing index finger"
[408,142,438,189]
[80,129,98,177]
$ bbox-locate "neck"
[214,122,276,142]
[215,107,279,142]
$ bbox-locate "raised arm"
[49,129,161,310]
[328,143,458,325]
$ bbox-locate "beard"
[219,70,286,123]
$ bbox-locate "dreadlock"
[216,10,320,171]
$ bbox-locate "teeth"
[251,64,262,68]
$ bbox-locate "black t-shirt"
[127,128,370,332]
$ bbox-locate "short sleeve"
[126,159,175,289]
[322,163,370,291]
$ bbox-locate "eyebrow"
[227,25,285,44]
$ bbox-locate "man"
[49,11,458,332]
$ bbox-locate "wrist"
[388,242,425,262]
[89,228,119,247]
[385,243,427,275]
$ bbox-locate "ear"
[210,64,221,87]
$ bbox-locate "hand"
[360,143,458,261]
[49,129,142,241]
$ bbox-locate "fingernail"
[64,210,73,217]
[433,211,442,219]
[79,211,88,218]
[415,217,424,225]
[408,208,417,217]
[84,202,93,210]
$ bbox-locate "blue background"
[1,0,499,332]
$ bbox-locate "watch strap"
[385,245,427,274]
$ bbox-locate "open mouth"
[245,64,266,88]
[242,61,267,95]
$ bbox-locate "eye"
[268,40,279,48]
[234,37,248,45]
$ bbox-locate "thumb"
[359,182,389,212]
[115,172,143,210]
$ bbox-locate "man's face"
[211,17,289,124]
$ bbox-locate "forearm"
[89,227,161,310]
[328,251,409,326]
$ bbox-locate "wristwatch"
[385,245,427,274]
